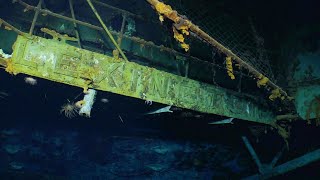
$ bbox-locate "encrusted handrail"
[146,0,290,101]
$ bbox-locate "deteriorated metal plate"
[8,35,275,123]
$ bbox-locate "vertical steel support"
[270,146,285,167]
[242,136,264,173]
[86,0,128,61]
[29,0,42,35]
[117,14,127,47]
[68,0,82,48]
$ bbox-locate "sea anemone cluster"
[60,100,86,119]
[60,102,79,119]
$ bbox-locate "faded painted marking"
[178,81,198,106]
[106,63,125,88]
[130,69,142,93]
[148,73,170,99]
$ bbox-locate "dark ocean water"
[0,70,259,179]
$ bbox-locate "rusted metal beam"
[242,136,264,173]
[117,14,127,47]
[29,0,42,35]
[245,148,320,179]
[68,0,82,48]
[0,18,25,35]
[92,0,143,20]
[14,0,102,30]
[2,34,275,124]
[86,0,128,61]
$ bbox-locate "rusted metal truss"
[243,136,320,179]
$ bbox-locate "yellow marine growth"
[154,1,179,22]
[173,27,189,52]
[112,49,120,60]
[5,59,18,75]
[269,88,281,101]
[226,56,235,80]
[257,74,269,88]
[152,1,190,52]
[40,28,77,42]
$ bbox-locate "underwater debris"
[9,162,24,170]
[60,101,79,119]
[145,105,173,115]
[208,117,234,125]
[79,89,97,118]
[146,163,168,172]
[145,100,153,105]
[0,91,9,99]
[118,115,124,123]
[3,144,24,155]
[100,98,109,103]
[24,76,37,85]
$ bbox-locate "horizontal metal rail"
[12,0,237,77]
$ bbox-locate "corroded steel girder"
[1,35,275,124]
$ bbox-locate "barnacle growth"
[60,101,79,119]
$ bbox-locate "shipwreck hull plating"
[5,35,275,123]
